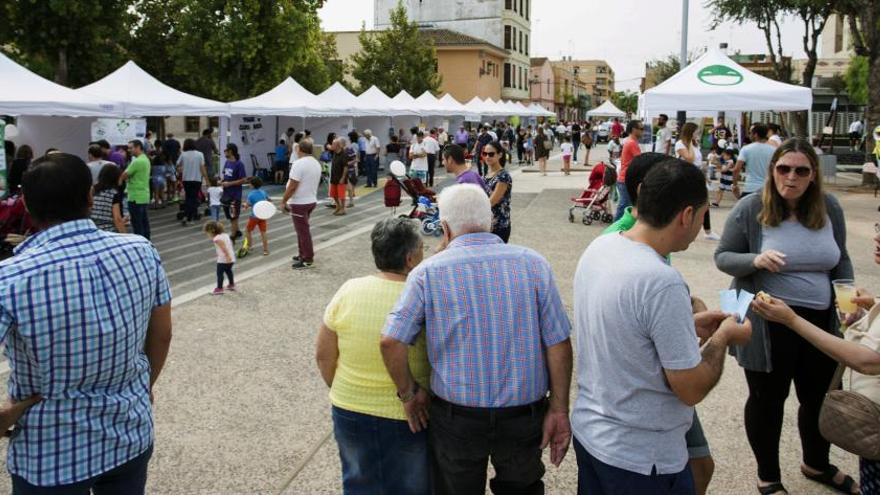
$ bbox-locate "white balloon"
[253,200,277,220]
[4,124,18,139]
[389,160,407,177]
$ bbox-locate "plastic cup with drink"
[833,279,858,316]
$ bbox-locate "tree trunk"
[54,47,69,86]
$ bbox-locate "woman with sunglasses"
[483,141,513,243]
[715,138,856,495]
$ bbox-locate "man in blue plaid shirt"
[381,184,573,495]
[0,153,173,494]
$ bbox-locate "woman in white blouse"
[676,122,720,240]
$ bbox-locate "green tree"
[837,2,880,158]
[350,1,441,96]
[845,55,868,105]
[644,49,706,87]
[127,0,338,100]
[611,91,639,115]
[0,0,133,86]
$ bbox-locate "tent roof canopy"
[358,86,419,116]
[317,82,384,116]
[587,100,626,118]
[78,61,229,116]
[641,48,812,113]
[229,77,330,117]
[0,52,120,117]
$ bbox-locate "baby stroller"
[0,194,33,260]
[569,161,615,226]
[386,168,441,236]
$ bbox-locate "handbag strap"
[828,363,847,392]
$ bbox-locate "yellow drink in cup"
[833,279,857,315]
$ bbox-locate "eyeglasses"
[774,164,812,177]
[481,151,496,157]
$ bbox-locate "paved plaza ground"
[0,147,876,493]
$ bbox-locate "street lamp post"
[678,0,689,128]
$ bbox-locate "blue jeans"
[410,169,428,182]
[614,182,631,222]
[128,202,151,240]
[572,139,579,161]
[210,205,221,221]
[12,445,152,494]
[365,154,379,187]
[332,406,429,495]
[574,438,694,495]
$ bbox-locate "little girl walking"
[205,221,236,295]
[207,177,224,221]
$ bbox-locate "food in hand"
[755,291,771,303]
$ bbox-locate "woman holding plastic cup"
[715,138,855,495]
[752,231,880,494]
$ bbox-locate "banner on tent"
[0,121,6,197]
[90,118,147,145]
[238,117,266,146]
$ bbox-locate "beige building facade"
[374,0,532,101]
[551,59,615,106]
[529,57,555,114]
[331,29,506,102]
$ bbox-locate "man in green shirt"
[602,151,718,495]
[121,140,151,239]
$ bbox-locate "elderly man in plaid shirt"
[381,183,573,495]
[0,153,172,494]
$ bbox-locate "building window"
[512,0,517,12]
[519,32,523,54]
[525,0,529,20]
[208,117,219,131]
[504,25,511,50]
[519,66,524,90]
[520,0,524,16]
[525,34,529,55]
[512,27,517,51]
[504,63,511,88]
[184,116,200,133]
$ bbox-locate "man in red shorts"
[328,138,348,216]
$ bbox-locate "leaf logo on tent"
[697,65,744,86]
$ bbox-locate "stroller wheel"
[591,210,602,220]
[602,213,614,224]
[568,212,574,223]
[420,220,438,236]
[582,215,593,226]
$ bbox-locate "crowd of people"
[2,113,880,495]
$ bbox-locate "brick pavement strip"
[0,153,873,493]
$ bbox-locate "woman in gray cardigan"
[715,138,856,495]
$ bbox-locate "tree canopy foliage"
[0,0,341,100]
[610,91,638,115]
[350,2,441,97]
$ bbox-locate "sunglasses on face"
[774,164,812,177]
[482,151,496,157]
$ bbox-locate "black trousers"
[216,263,234,289]
[429,397,547,495]
[183,181,201,221]
[744,305,837,482]
[427,153,437,187]
[703,208,712,231]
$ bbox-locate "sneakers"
[211,287,224,295]
[291,255,301,262]
[291,260,313,269]
[704,232,721,241]
[226,284,236,292]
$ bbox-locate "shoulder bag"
[819,363,880,460]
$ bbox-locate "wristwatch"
[396,382,420,403]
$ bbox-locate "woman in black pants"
[176,138,208,226]
[715,138,857,495]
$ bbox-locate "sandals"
[802,464,858,494]
[757,482,787,495]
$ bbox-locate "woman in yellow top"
[753,231,880,495]
[316,217,430,494]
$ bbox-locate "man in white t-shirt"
[86,144,114,184]
[850,119,864,151]
[409,131,429,183]
[363,129,381,188]
[424,129,441,186]
[281,139,322,269]
[655,114,673,155]
[572,160,751,494]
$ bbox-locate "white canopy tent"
[528,103,555,118]
[640,48,812,114]
[587,100,626,118]
[0,52,120,117]
[229,77,332,117]
[78,61,229,117]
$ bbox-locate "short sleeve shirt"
[246,189,269,217]
[739,142,776,193]
[177,150,205,182]
[222,160,247,200]
[618,138,641,183]
[124,154,151,204]
[288,156,322,205]
[572,233,701,476]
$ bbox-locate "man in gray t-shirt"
[735,123,776,195]
[572,159,752,494]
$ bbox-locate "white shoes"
[704,232,721,241]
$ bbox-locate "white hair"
[438,184,492,236]
[364,129,372,136]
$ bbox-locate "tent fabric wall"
[13,116,94,159]
[228,115,276,176]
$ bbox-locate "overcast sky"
[318,0,812,92]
